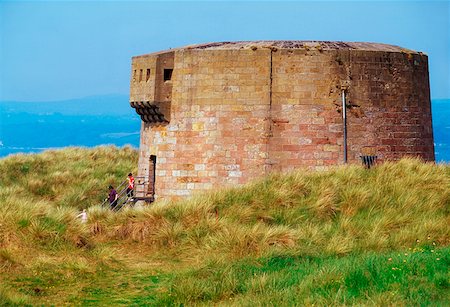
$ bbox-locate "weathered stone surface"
[130,41,434,201]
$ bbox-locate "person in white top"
[76,209,88,223]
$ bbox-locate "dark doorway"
[147,155,157,197]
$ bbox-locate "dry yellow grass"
[0,148,448,305]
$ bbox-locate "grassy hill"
[0,147,449,306]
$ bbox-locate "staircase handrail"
[100,176,152,210]
[100,179,128,207]
[113,183,132,211]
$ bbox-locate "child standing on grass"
[76,209,87,223]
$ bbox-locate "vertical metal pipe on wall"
[342,89,348,164]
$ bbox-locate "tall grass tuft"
[0,285,32,306]
[98,158,449,260]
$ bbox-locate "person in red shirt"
[127,173,135,198]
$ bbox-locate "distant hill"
[0,94,134,116]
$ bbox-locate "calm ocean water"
[0,113,140,157]
[432,99,450,163]
[0,97,449,162]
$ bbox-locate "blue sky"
[1,0,449,101]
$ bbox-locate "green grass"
[0,147,449,306]
[151,246,449,306]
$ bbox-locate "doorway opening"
[147,155,157,198]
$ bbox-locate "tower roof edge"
[132,40,423,58]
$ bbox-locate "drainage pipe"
[342,89,348,164]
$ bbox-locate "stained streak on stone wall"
[130,42,434,200]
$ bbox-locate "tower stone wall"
[129,41,434,201]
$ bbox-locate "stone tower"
[129,41,434,201]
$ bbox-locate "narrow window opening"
[164,69,173,81]
[133,70,137,82]
[139,69,143,82]
[146,69,151,81]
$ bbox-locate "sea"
[0,95,449,162]
[0,95,140,157]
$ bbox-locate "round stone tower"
[129,41,434,201]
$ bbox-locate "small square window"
[164,69,173,81]
[146,69,151,81]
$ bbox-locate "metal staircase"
[100,176,154,211]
